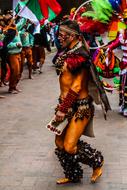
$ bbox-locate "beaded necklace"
[54,42,82,75]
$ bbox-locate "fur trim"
[65,54,86,72]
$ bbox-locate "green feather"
[82,0,113,23]
[82,11,96,18]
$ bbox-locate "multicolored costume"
[74,0,127,116]
[93,48,120,78]
[108,28,127,116]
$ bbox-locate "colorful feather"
[82,0,113,23]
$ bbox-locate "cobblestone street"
[0,51,127,190]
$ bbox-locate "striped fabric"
[119,33,127,63]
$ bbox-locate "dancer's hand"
[55,110,65,122]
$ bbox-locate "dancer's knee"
[64,142,77,154]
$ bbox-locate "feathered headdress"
[74,0,127,35]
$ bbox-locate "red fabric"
[39,18,47,25]
[59,89,79,113]
[38,0,61,19]
[120,61,127,70]
[65,54,86,71]
[108,37,120,50]
[80,19,108,34]
[108,32,127,70]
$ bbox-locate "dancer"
[53,20,110,184]
[106,9,127,116]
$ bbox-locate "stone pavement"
[0,51,127,190]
